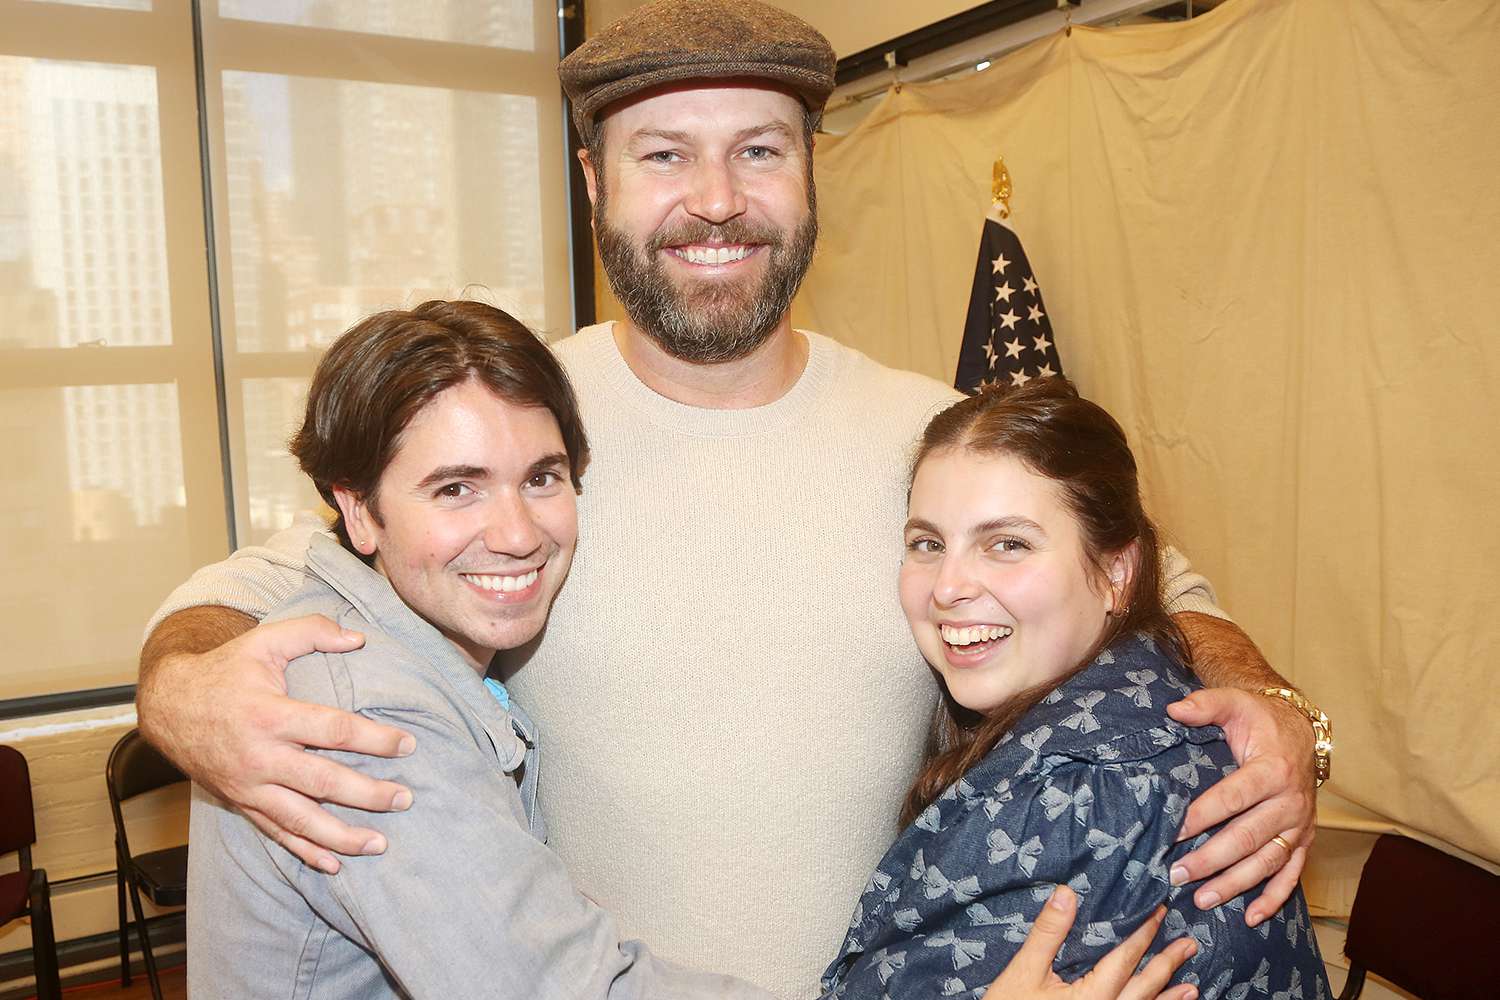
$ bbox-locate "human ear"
[332,486,379,556]
[578,147,599,209]
[1106,541,1142,615]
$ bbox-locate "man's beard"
[594,188,819,365]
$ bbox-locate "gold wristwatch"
[1259,687,1333,786]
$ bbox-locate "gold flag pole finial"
[992,158,1012,219]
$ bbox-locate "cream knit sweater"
[148,324,1223,998]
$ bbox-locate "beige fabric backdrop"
[795,0,1500,879]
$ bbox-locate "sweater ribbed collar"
[571,321,839,438]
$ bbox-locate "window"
[0,0,572,704]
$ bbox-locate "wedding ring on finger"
[1271,834,1293,854]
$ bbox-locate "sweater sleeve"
[142,513,325,638]
[1160,545,1231,622]
[835,762,1200,999]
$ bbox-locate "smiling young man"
[188,300,781,998]
[139,3,1327,996]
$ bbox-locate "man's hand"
[1166,688,1316,925]
[982,885,1198,1000]
[137,610,416,874]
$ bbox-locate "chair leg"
[116,843,132,987]
[1337,964,1367,1000]
[28,869,63,1000]
[125,875,165,1000]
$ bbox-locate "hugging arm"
[1164,613,1315,924]
[830,765,1200,999]
[137,518,414,873]
[284,705,773,999]
[1159,547,1317,924]
[982,887,1198,1000]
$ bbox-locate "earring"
[1109,604,1130,619]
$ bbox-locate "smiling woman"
[901,448,1130,714]
[823,379,1332,999]
[898,379,1176,754]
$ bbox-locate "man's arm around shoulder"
[136,605,414,873]
[1157,563,1319,926]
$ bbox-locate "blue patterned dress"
[821,634,1329,1000]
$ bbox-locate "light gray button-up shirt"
[187,533,773,999]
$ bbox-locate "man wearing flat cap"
[137,1,1320,996]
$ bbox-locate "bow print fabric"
[821,635,1330,1000]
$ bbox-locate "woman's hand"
[980,886,1199,1000]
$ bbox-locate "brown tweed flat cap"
[559,0,836,135]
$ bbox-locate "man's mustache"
[646,220,784,254]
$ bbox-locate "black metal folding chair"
[105,728,188,1000]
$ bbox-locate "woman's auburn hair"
[899,378,1189,827]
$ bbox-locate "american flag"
[954,213,1063,394]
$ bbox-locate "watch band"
[1259,686,1333,786]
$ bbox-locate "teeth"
[941,624,1013,646]
[463,570,539,593]
[673,245,752,265]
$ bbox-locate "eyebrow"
[626,121,796,149]
[971,516,1047,539]
[526,452,570,478]
[903,515,1047,538]
[627,127,694,147]
[416,452,570,491]
[416,464,489,490]
[733,121,796,143]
